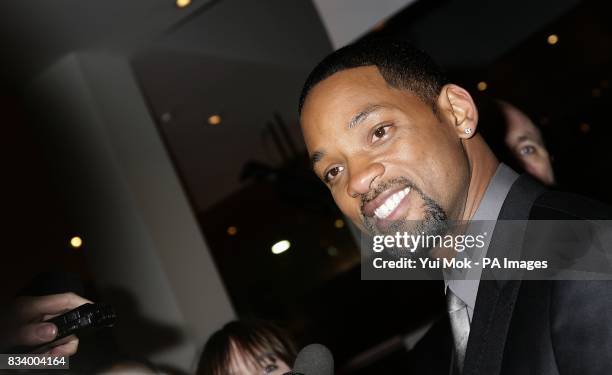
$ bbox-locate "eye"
[519,145,536,156]
[263,364,279,374]
[371,124,392,143]
[324,165,344,183]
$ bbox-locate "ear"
[437,84,479,139]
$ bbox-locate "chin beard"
[363,184,449,258]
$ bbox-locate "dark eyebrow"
[310,150,325,170]
[309,104,384,172]
[348,104,384,129]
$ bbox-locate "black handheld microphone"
[283,343,334,375]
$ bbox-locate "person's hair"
[298,37,447,115]
[197,320,297,375]
[96,356,160,374]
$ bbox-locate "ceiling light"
[161,112,173,123]
[176,0,192,8]
[227,226,238,236]
[547,34,558,45]
[334,219,345,229]
[477,81,488,91]
[272,240,290,254]
[208,115,222,125]
[70,236,83,249]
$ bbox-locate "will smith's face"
[300,66,471,236]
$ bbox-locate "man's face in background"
[500,101,555,186]
[300,66,472,238]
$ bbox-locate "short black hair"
[298,37,447,115]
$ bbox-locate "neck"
[461,134,499,221]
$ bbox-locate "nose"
[347,162,384,198]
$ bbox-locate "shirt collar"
[471,163,519,221]
[444,163,519,311]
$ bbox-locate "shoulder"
[530,190,612,220]
[547,279,612,371]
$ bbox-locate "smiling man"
[298,38,612,375]
[299,41,495,240]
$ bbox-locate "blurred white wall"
[312,0,417,48]
[24,52,235,373]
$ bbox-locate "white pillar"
[25,51,235,372]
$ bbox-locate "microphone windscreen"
[292,343,334,375]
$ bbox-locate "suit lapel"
[461,175,546,375]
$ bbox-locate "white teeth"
[393,194,401,205]
[384,200,394,211]
[374,186,411,220]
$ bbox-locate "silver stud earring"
[464,128,472,134]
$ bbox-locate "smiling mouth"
[373,186,411,220]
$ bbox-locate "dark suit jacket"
[462,175,612,375]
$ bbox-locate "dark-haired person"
[197,320,297,375]
[298,38,612,374]
[478,99,555,186]
[98,357,160,374]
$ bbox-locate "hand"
[0,292,92,356]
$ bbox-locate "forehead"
[302,66,388,119]
[502,104,541,138]
[300,66,421,150]
[505,117,542,148]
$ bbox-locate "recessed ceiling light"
[334,219,344,229]
[161,112,173,123]
[272,240,291,254]
[547,34,559,45]
[176,0,192,8]
[70,236,83,249]
[477,81,488,91]
[208,115,222,125]
[227,226,238,236]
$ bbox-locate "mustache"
[360,176,417,214]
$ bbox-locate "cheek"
[390,131,465,194]
[523,156,550,175]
